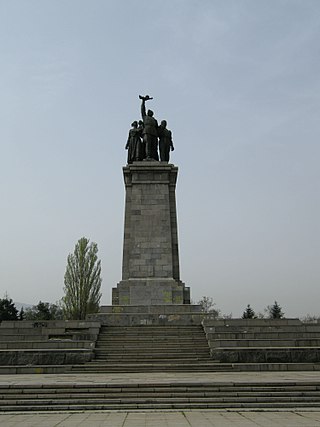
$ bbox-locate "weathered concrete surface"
[203,318,320,366]
[0,349,92,365]
[100,304,202,314]
[214,347,320,364]
[1,371,320,417]
[88,312,204,326]
[89,304,204,325]
[0,320,101,369]
[0,320,101,342]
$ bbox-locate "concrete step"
[206,331,320,340]
[210,339,320,348]
[94,355,211,360]
[99,328,204,332]
[99,328,205,333]
[2,362,320,374]
[4,389,320,397]
[2,402,320,411]
[85,324,212,373]
[98,331,206,336]
[2,381,320,411]
[95,342,209,347]
[94,348,210,353]
[96,342,208,348]
[94,353,211,358]
[0,341,93,350]
[85,359,218,365]
[99,334,208,342]
[206,325,320,333]
[95,344,210,349]
[71,362,230,372]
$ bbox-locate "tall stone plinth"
[112,162,190,305]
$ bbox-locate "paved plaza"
[1,410,320,426]
[1,372,320,425]
[1,370,320,386]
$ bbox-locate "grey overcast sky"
[0,0,319,317]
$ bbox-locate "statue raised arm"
[139,95,159,161]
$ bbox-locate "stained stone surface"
[112,162,190,305]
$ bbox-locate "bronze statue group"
[125,95,174,164]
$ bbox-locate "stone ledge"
[0,349,93,366]
[100,304,201,314]
[212,347,320,364]
[0,320,101,329]
[88,312,204,326]
[202,318,303,328]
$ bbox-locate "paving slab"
[1,411,320,426]
[1,370,320,386]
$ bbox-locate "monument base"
[88,304,203,326]
[112,279,190,305]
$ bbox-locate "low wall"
[0,320,101,368]
[202,318,320,365]
[0,349,92,365]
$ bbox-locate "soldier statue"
[158,120,174,162]
[139,95,159,161]
[125,96,176,163]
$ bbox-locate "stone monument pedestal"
[113,279,190,306]
[112,162,190,306]
[90,161,202,325]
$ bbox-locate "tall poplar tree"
[62,237,102,320]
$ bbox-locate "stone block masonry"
[112,162,190,305]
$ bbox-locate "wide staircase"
[71,325,233,373]
[1,380,320,411]
[1,321,320,411]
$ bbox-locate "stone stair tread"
[94,350,210,354]
[4,390,320,399]
[215,346,320,350]
[77,324,216,374]
[1,401,320,411]
[3,379,320,411]
[2,402,320,411]
[2,395,320,404]
[93,358,212,362]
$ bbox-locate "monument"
[113,95,190,306]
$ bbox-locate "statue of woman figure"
[125,121,142,164]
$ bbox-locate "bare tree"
[197,296,220,318]
[62,237,102,320]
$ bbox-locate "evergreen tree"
[19,307,25,320]
[62,237,102,320]
[0,297,19,321]
[268,301,285,319]
[24,301,63,321]
[242,304,256,319]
